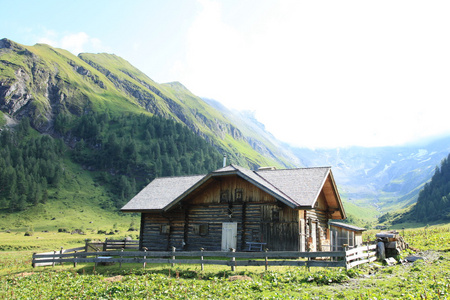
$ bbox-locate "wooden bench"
[246,242,267,251]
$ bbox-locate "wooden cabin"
[121,165,346,252]
[329,222,366,251]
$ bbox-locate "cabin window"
[272,209,280,222]
[199,224,209,236]
[220,190,229,203]
[235,189,243,201]
[193,224,209,236]
[161,225,170,235]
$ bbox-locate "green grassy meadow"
[1,225,449,299]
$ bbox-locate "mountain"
[288,137,450,219]
[0,38,294,169]
[1,38,449,230]
[0,38,303,231]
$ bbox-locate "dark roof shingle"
[121,175,205,211]
[121,165,334,212]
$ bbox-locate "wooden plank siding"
[140,175,335,252]
[305,191,332,251]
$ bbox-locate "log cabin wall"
[305,190,331,251]
[140,175,301,251]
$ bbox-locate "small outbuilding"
[121,165,348,252]
[329,222,366,251]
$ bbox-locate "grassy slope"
[27,44,147,116]
[0,224,449,298]
[0,149,139,234]
[0,41,288,234]
[0,111,5,127]
[79,53,288,168]
[342,201,379,223]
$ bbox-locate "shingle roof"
[255,167,330,207]
[121,165,336,212]
[121,175,205,212]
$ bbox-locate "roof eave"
[236,171,299,209]
[163,168,299,211]
[309,167,331,208]
[328,170,346,220]
[308,168,346,220]
[120,208,163,213]
[162,173,212,211]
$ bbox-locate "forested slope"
[412,153,450,222]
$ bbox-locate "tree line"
[59,111,222,207]
[0,119,64,211]
[413,153,450,222]
[1,112,223,211]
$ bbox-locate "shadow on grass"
[75,263,254,280]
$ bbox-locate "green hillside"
[1,38,293,169]
[0,38,300,231]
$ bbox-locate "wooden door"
[221,222,237,251]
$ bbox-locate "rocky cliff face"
[0,39,35,116]
[0,39,94,132]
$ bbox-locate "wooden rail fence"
[32,244,377,270]
[84,238,139,252]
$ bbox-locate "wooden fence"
[32,244,377,270]
[84,238,139,252]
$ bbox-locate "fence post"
[344,244,349,270]
[171,247,176,268]
[306,248,310,272]
[85,239,88,252]
[366,243,370,262]
[230,248,236,272]
[143,247,147,269]
[32,253,36,268]
[74,250,77,268]
[60,247,64,266]
[120,248,124,268]
[200,248,204,271]
[94,249,99,270]
[52,250,56,267]
[103,238,108,252]
[264,248,268,272]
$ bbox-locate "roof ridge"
[257,166,331,172]
[154,174,206,180]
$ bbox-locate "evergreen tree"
[413,153,450,222]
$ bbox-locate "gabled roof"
[255,167,330,207]
[121,164,345,218]
[120,175,204,211]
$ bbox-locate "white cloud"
[179,0,450,148]
[37,31,109,55]
[60,32,90,54]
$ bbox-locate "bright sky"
[2,0,450,148]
